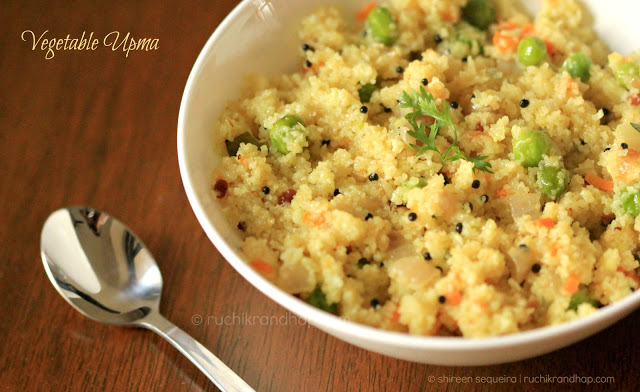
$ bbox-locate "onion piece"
[388,256,439,288]
[385,233,441,288]
[387,232,418,260]
[396,126,416,145]
[277,262,314,294]
[496,60,523,78]
[509,192,541,220]
[618,122,640,150]
[507,245,535,282]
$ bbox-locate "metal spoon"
[40,206,254,392]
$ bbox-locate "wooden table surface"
[1,1,638,391]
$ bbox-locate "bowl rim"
[177,0,640,352]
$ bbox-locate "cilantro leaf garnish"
[400,86,492,173]
[631,122,640,133]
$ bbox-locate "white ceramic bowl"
[178,0,640,365]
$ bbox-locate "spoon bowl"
[41,207,162,325]
[41,206,254,392]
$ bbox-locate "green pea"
[448,39,474,59]
[517,36,547,66]
[225,132,261,156]
[568,288,600,311]
[562,52,592,82]
[437,23,486,60]
[308,286,338,314]
[536,161,569,200]
[448,37,484,59]
[616,189,640,217]
[512,129,552,167]
[402,177,428,189]
[614,61,640,89]
[367,7,398,46]
[358,83,378,103]
[462,0,496,30]
[269,114,305,154]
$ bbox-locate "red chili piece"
[214,178,228,199]
[278,189,297,205]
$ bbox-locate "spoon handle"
[141,312,255,392]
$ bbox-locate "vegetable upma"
[212,0,640,337]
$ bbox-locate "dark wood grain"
[0,1,638,391]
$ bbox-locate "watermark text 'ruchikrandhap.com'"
[21,30,159,59]
[191,311,350,327]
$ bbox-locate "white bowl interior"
[178,0,640,365]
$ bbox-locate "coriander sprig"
[400,86,492,173]
[631,122,640,133]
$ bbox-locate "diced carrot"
[238,154,249,169]
[616,148,640,180]
[584,172,614,192]
[484,174,491,182]
[563,274,580,294]
[302,210,326,226]
[475,299,488,309]
[520,23,535,37]
[447,289,462,305]
[629,94,640,106]
[390,303,400,323]
[617,267,640,286]
[356,2,377,21]
[302,60,324,74]
[566,79,577,95]
[535,217,555,228]
[250,259,274,274]
[499,22,518,31]
[440,11,459,22]
[550,241,560,257]
[495,187,510,199]
[544,40,555,55]
[493,31,519,53]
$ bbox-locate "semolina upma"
[211,0,640,337]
